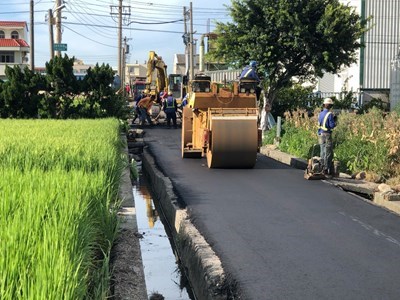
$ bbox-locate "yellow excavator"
[145,51,168,100]
[181,73,261,168]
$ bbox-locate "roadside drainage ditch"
[128,129,195,299]
[128,128,233,300]
[132,169,195,299]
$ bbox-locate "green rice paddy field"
[0,119,125,299]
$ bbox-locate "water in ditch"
[133,170,195,299]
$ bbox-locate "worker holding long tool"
[132,90,147,124]
[137,94,155,126]
[318,98,336,177]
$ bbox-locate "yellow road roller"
[181,74,261,168]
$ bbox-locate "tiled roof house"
[0,21,30,79]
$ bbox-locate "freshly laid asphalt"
[142,126,400,300]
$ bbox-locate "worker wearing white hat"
[318,98,336,176]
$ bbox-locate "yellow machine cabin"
[181,74,261,168]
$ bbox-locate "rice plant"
[0,118,124,299]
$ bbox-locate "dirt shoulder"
[111,143,147,300]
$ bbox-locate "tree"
[45,54,78,95]
[210,0,369,106]
[77,63,128,119]
[45,54,78,118]
[273,84,319,117]
[0,65,46,118]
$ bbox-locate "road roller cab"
[181,75,261,168]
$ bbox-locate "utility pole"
[110,1,130,84]
[118,0,122,78]
[48,9,54,60]
[122,36,127,94]
[189,2,194,81]
[30,0,34,70]
[183,6,190,76]
[54,0,63,56]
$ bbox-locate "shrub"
[275,107,400,180]
[263,125,277,145]
[279,125,317,159]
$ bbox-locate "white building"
[126,61,147,80]
[0,21,30,80]
[318,0,400,106]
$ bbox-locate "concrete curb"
[260,145,308,169]
[260,145,400,216]
[142,148,236,300]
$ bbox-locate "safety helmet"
[143,89,149,94]
[168,91,173,96]
[323,97,333,105]
[249,60,257,68]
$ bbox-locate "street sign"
[53,43,67,51]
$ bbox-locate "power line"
[62,21,184,34]
[69,0,113,26]
[0,10,47,14]
[127,18,184,25]
[59,9,230,24]
[63,24,118,48]
[46,19,219,36]
[0,1,52,4]
[66,0,117,39]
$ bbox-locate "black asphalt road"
[143,126,400,300]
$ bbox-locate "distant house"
[126,62,147,82]
[0,21,30,80]
[34,59,94,80]
[172,53,199,75]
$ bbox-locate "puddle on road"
[133,172,195,299]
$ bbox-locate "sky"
[2,0,233,70]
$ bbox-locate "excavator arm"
[146,51,169,99]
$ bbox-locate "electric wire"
[63,24,117,48]
[69,0,113,26]
[66,0,116,39]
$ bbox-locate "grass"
[0,119,125,299]
[270,108,400,181]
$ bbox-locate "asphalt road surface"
[143,126,400,300]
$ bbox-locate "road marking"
[339,211,400,248]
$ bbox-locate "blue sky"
[2,0,232,69]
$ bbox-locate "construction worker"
[239,60,260,83]
[318,97,336,177]
[259,101,273,138]
[181,93,189,107]
[163,91,178,128]
[154,88,168,123]
[132,89,147,124]
[137,94,155,126]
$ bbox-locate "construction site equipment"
[304,144,326,180]
[146,51,168,100]
[181,74,261,168]
[145,51,186,120]
[168,73,186,103]
[132,77,146,100]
